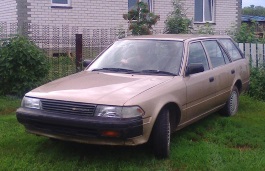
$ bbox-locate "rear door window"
[203,40,227,68]
[219,39,243,61]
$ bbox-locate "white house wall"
[0,0,241,34]
[0,0,17,23]
[25,0,174,32]
[153,0,173,32]
[27,0,128,29]
[184,0,242,33]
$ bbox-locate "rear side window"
[203,40,226,68]
[219,39,242,61]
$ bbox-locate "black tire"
[221,86,239,117]
[152,108,170,159]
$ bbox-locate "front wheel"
[221,86,239,117]
[151,108,170,159]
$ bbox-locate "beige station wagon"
[17,34,250,158]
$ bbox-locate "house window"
[128,0,153,12]
[194,0,214,23]
[51,0,71,7]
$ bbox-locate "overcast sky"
[242,0,265,7]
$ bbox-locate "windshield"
[87,40,184,75]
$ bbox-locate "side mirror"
[186,63,204,76]
[83,60,92,68]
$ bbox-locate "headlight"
[22,97,42,109]
[95,105,144,118]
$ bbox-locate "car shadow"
[36,137,155,161]
[34,112,222,161]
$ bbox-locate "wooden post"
[75,34,82,72]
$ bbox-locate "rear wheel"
[152,108,170,159]
[221,86,239,117]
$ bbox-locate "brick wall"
[153,0,173,32]
[183,0,241,34]
[0,0,241,34]
[25,0,172,32]
[27,0,128,30]
[0,0,17,23]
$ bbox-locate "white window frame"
[194,0,215,23]
[129,0,153,12]
[51,0,71,7]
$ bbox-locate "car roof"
[122,34,231,41]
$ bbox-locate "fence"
[1,22,265,82]
[239,43,265,67]
[0,22,125,81]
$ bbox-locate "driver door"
[184,41,217,121]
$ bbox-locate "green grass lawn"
[0,95,265,170]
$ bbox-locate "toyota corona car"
[16,34,250,158]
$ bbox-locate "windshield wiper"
[92,68,134,73]
[132,70,177,76]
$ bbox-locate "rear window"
[219,39,243,61]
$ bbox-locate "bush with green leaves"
[235,23,257,43]
[0,36,49,97]
[123,2,160,35]
[227,22,259,43]
[247,66,265,101]
[164,0,191,34]
[196,22,215,35]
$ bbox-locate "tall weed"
[248,66,265,101]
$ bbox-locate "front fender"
[124,77,186,141]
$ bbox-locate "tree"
[164,0,191,34]
[242,5,265,16]
[123,2,160,35]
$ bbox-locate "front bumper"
[16,107,143,144]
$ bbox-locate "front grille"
[41,99,96,116]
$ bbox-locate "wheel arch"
[234,79,242,94]
[152,102,182,133]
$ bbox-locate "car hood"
[26,71,174,106]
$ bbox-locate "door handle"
[209,77,214,82]
[231,69,235,74]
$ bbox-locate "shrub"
[164,0,191,34]
[227,22,260,43]
[123,2,160,35]
[196,22,215,35]
[247,66,265,101]
[234,23,257,43]
[0,36,49,97]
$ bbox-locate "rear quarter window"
[219,39,243,61]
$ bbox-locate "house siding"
[0,0,17,23]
